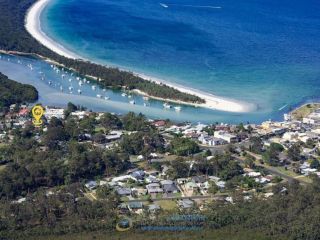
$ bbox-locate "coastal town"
[1,0,320,238]
[1,101,320,216]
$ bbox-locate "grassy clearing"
[0,164,6,172]
[274,167,300,178]
[294,175,313,183]
[291,103,320,120]
[95,127,106,133]
[156,200,177,211]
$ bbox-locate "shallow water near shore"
[38,0,320,120]
[0,53,300,124]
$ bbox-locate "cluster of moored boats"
[15,58,182,112]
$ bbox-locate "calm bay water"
[0,53,274,124]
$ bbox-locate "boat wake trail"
[278,104,288,111]
[160,3,221,9]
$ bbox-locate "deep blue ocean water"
[39,0,320,122]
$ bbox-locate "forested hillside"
[0,72,38,108]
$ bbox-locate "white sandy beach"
[25,0,256,113]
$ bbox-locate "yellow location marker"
[32,105,45,126]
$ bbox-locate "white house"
[44,107,65,120]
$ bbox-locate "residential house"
[132,187,148,197]
[116,187,132,196]
[214,131,238,143]
[105,130,123,141]
[147,204,161,213]
[185,181,198,191]
[85,180,98,191]
[177,178,188,185]
[192,176,206,186]
[198,134,226,146]
[146,183,163,194]
[44,107,65,120]
[127,202,144,213]
[153,120,166,128]
[145,175,159,183]
[131,170,145,181]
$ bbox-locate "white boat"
[27,64,33,70]
[121,93,127,97]
[102,88,106,92]
[69,78,72,82]
[104,96,110,100]
[92,85,96,90]
[68,86,73,91]
[79,81,83,86]
[174,106,182,111]
[60,86,63,92]
[129,100,135,105]
[143,103,148,107]
[48,81,52,85]
[97,94,102,98]
[163,103,171,109]
[77,89,82,94]
[160,3,169,8]
[128,95,132,98]
[76,77,80,80]
[61,74,66,78]
[143,96,149,101]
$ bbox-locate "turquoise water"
[38,0,320,122]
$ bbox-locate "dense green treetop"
[0,72,38,109]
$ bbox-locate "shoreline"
[25,0,257,113]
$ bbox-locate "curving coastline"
[25,0,257,113]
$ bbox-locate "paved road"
[234,152,309,185]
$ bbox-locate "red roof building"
[18,108,29,117]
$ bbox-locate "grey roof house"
[146,183,163,194]
[116,187,132,196]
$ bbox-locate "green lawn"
[274,167,300,178]
[139,194,151,201]
[0,143,8,147]
[291,103,320,120]
[295,175,313,183]
[156,200,177,211]
[95,126,106,133]
[0,164,6,172]
[120,196,130,202]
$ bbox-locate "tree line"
[0,72,38,109]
